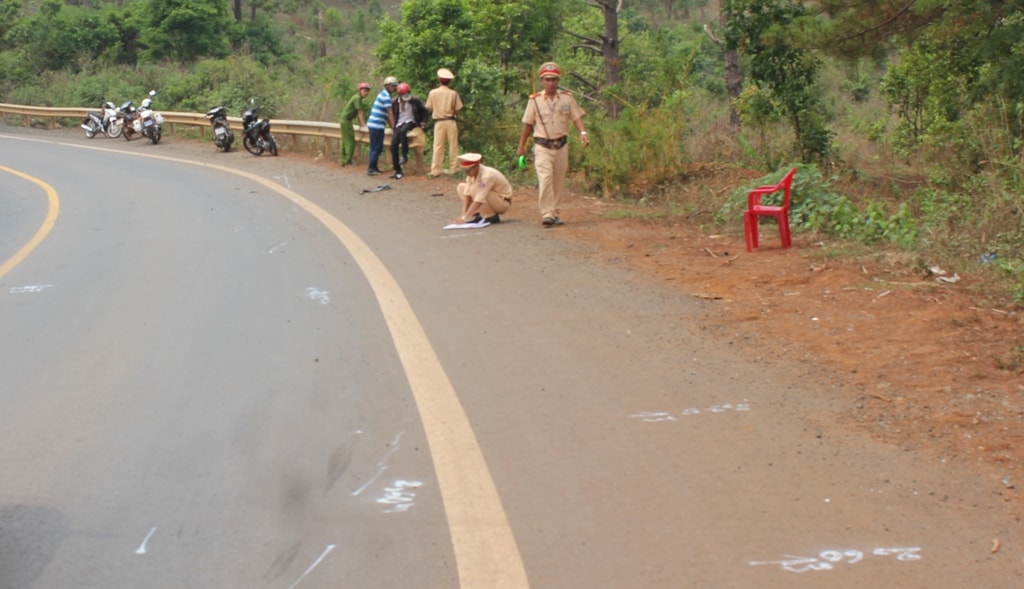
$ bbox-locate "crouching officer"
[451,153,513,225]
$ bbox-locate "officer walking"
[425,68,464,177]
[516,62,589,226]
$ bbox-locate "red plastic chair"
[744,167,797,252]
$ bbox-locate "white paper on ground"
[443,220,491,230]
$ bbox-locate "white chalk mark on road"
[286,544,336,589]
[10,284,53,294]
[135,527,157,555]
[351,431,405,496]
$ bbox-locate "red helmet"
[397,83,410,95]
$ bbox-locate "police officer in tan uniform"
[450,153,513,225]
[425,68,464,177]
[516,62,589,226]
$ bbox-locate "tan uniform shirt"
[465,165,513,204]
[425,86,463,120]
[521,90,585,139]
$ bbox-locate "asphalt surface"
[0,126,1020,588]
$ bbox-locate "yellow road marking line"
[0,135,529,588]
[0,164,60,280]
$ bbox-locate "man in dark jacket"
[389,82,428,179]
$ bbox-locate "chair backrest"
[777,167,797,209]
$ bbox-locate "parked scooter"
[81,102,121,138]
[205,106,234,152]
[116,100,139,141]
[241,100,278,156]
[133,90,164,144]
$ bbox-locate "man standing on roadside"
[425,68,463,178]
[516,62,589,226]
[389,82,428,180]
[367,76,398,176]
[339,82,370,166]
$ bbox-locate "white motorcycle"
[132,90,164,144]
[81,101,122,139]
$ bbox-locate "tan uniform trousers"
[457,182,512,215]
[533,143,569,219]
[431,120,459,175]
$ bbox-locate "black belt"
[434,117,456,121]
[534,136,567,149]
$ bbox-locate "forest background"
[0,0,1022,304]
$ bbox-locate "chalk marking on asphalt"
[0,164,60,280]
[0,135,530,589]
[286,544,336,589]
[351,430,404,496]
[135,526,157,555]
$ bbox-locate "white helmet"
[141,98,152,109]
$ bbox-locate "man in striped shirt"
[367,76,398,176]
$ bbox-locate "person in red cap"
[425,67,464,177]
[451,153,513,225]
[516,61,590,226]
[339,82,371,166]
[389,82,428,179]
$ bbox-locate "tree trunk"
[318,6,326,58]
[598,0,621,119]
[233,0,242,22]
[721,6,742,129]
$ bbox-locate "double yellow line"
[0,164,59,280]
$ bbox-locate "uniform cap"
[384,76,399,86]
[437,68,455,80]
[457,153,483,167]
[358,82,370,90]
[538,62,561,78]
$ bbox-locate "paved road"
[0,128,1019,588]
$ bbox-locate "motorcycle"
[205,106,234,152]
[81,102,121,139]
[116,100,139,141]
[241,101,278,156]
[132,90,164,144]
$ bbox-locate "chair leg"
[744,212,756,252]
[779,214,791,249]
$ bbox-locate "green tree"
[723,0,833,162]
[140,0,231,62]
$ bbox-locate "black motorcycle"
[116,100,139,141]
[206,106,234,152]
[241,101,278,156]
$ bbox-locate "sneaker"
[368,169,380,176]
[484,214,501,224]
[465,213,483,224]
[390,172,403,179]
[427,173,439,178]
[542,216,557,226]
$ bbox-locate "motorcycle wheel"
[150,128,161,144]
[84,122,98,139]
[267,135,278,156]
[223,136,232,153]
[243,135,263,156]
[106,122,123,139]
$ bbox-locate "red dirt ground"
[547,165,1024,501]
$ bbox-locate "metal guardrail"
[0,102,425,162]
